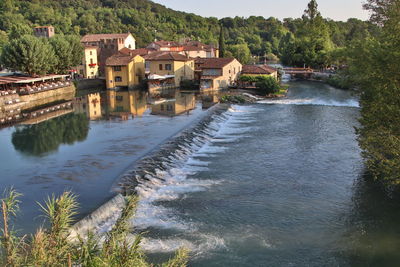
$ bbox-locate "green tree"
[0,35,55,75]
[349,0,400,187]
[219,25,225,58]
[255,76,280,95]
[49,35,83,74]
[227,43,251,64]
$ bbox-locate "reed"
[0,189,189,267]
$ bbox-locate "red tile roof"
[81,33,132,43]
[106,52,140,66]
[144,52,192,61]
[151,41,180,47]
[199,58,236,69]
[119,48,153,56]
[242,65,277,75]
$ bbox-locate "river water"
[1,81,399,266]
[118,82,400,266]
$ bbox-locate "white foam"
[258,98,360,107]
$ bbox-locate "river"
[1,81,399,266]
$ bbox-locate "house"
[81,33,136,75]
[119,47,155,57]
[144,52,194,87]
[105,52,145,90]
[34,26,55,38]
[241,65,278,80]
[77,46,99,79]
[146,41,181,52]
[197,58,242,90]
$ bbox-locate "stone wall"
[20,85,76,110]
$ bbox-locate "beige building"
[105,52,145,90]
[77,46,99,79]
[144,52,194,87]
[198,58,242,90]
[146,40,218,58]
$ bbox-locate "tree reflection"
[12,113,89,156]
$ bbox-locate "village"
[0,26,282,127]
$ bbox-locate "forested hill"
[0,0,379,66]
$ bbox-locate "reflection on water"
[346,173,400,266]
[11,113,89,156]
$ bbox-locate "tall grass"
[0,189,189,267]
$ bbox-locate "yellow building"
[144,52,194,87]
[107,90,147,117]
[77,46,99,79]
[105,52,145,90]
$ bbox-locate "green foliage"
[220,95,246,104]
[349,0,400,188]
[255,76,281,95]
[227,43,251,64]
[0,35,55,75]
[0,190,190,266]
[49,35,84,74]
[0,0,378,66]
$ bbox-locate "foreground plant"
[0,190,189,267]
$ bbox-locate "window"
[113,66,122,71]
[115,76,122,82]
[165,64,172,70]
[90,58,93,64]
[128,44,132,49]
[90,51,93,56]
[160,104,164,111]
[91,72,94,75]
[159,64,163,70]
[167,105,173,111]
[116,96,123,101]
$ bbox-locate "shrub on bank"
[255,76,280,95]
[0,189,188,267]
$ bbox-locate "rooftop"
[144,52,192,62]
[81,33,132,43]
[198,58,236,69]
[106,53,140,66]
[119,47,154,56]
[242,65,277,75]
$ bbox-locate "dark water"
[119,82,400,266]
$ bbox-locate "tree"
[227,43,251,64]
[218,25,225,58]
[303,0,321,21]
[0,35,55,75]
[49,35,83,74]
[255,76,280,95]
[349,0,400,188]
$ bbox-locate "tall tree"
[350,0,400,187]
[49,35,83,74]
[0,35,55,75]
[219,25,225,58]
[303,0,321,21]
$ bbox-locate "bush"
[255,76,280,95]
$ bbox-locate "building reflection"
[201,92,220,109]
[151,91,196,117]
[74,92,102,120]
[107,90,147,118]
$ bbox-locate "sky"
[152,0,370,21]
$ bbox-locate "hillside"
[0,0,379,65]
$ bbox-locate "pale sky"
[152,0,370,21]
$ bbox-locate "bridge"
[283,68,314,75]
